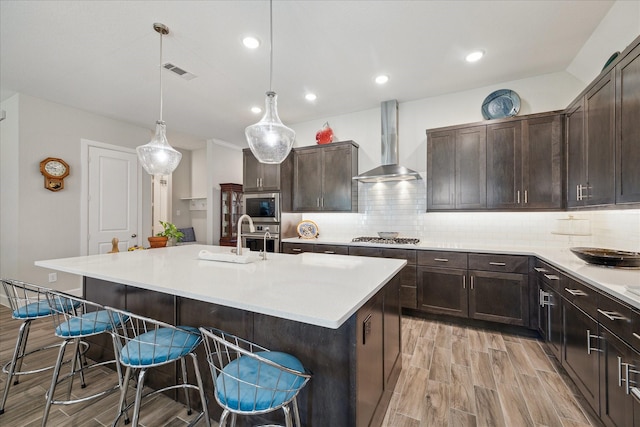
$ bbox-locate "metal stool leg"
[180,358,193,415]
[0,320,30,414]
[42,339,71,426]
[282,405,293,427]
[11,320,32,384]
[291,397,302,427]
[189,352,211,427]
[131,368,148,427]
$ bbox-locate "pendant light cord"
[159,29,164,122]
[269,0,273,92]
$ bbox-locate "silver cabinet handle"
[631,388,640,403]
[597,309,628,321]
[463,276,466,289]
[524,190,528,204]
[587,329,602,354]
[292,248,302,252]
[618,357,640,394]
[517,190,521,204]
[539,289,551,307]
[577,184,584,201]
[321,197,324,208]
[324,251,335,254]
[564,288,588,296]
[633,332,640,341]
[544,274,560,280]
[489,262,506,266]
[316,197,320,207]
[534,267,548,273]
[434,258,449,262]
[470,276,474,290]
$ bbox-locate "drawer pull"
[618,357,640,394]
[534,267,548,273]
[633,332,640,341]
[292,248,302,252]
[324,251,335,254]
[434,258,449,262]
[631,387,640,403]
[587,329,602,354]
[597,309,628,322]
[543,274,560,281]
[463,276,466,289]
[489,262,506,266]
[564,288,588,297]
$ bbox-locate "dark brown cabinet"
[417,265,468,317]
[615,41,640,204]
[535,262,563,360]
[243,149,285,192]
[292,141,358,212]
[486,113,563,209]
[427,126,486,210]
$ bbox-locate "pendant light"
[245,0,295,164]
[136,23,182,176]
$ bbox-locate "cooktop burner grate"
[352,236,420,245]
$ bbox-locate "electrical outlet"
[176,209,181,216]
[48,272,57,283]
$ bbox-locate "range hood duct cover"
[354,99,422,182]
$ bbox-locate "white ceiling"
[0,1,615,150]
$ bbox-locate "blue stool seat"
[54,310,124,337]
[120,326,200,366]
[12,298,79,319]
[217,351,305,412]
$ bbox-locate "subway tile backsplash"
[300,174,640,250]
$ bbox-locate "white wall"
[170,147,193,230]
[567,1,640,84]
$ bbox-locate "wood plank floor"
[0,305,602,426]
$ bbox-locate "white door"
[88,146,140,254]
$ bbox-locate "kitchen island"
[36,245,406,427]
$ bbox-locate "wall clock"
[40,157,69,191]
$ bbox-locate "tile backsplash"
[300,173,640,250]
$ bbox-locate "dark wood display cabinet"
[292,141,358,212]
[219,183,242,247]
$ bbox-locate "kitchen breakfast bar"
[35,245,407,427]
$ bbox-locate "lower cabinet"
[417,266,468,317]
[537,278,563,360]
[469,270,528,326]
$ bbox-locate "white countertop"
[283,237,640,310]
[35,245,406,329]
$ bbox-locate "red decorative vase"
[315,122,334,145]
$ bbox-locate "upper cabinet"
[566,34,640,208]
[615,41,640,204]
[243,149,286,192]
[292,141,358,212]
[486,113,563,209]
[427,112,562,211]
[427,126,486,210]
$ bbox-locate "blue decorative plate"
[297,220,319,239]
[481,89,521,120]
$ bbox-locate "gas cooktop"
[352,236,420,245]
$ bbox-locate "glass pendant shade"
[245,91,295,164]
[136,121,182,175]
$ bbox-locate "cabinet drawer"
[562,275,599,319]
[282,242,313,254]
[349,246,384,258]
[468,253,529,273]
[417,251,467,269]
[598,294,634,345]
[533,260,562,289]
[381,248,417,265]
[313,244,349,255]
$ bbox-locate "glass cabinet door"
[219,183,243,246]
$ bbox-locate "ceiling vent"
[163,63,197,81]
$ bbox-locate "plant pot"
[148,236,168,249]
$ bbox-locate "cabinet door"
[615,43,640,204]
[522,114,563,208]
[456,126,487,209]
[322,144,354,211]
[383,276,401,388]
[566,99,586,208]
[243,150,262,191]
[486,121,522,209]
[469,270,528,326]
[599,328,635,427]
[260,163,281,191]
[293,149,322,211]
[417,266,468,318]
[427,130,456,210]
[585,71,615,206]
[356,294,384,427]
[563,302,600,413]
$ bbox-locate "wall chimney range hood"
[354,100,422,182]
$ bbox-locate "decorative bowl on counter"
[377,232,399,239]
[570,247,640,268]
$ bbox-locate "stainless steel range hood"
[354,100,422,182]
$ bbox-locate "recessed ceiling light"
[305,93,317,101]
[242,36,260,49]
[251,106,262,114]
[465,50,484,62]
[375,75,389,85]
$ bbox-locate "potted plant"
[148,221,185,248]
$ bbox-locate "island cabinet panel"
[83,278,126,362]
[615,41,640,204]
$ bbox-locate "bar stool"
[0,279,79,415]
[104,306,211,427]
[199,327,311,427]
[42,290,127,426]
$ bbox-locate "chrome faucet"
[236,214,255,256]
[261,231,272,260]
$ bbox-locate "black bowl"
[570,247,640,268]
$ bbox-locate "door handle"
[524,190,528,204]
[131,233,137,238]
[489,262,506,266]
[434,258,449,262]
[587,329,602,354]
[517,190,520,204]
